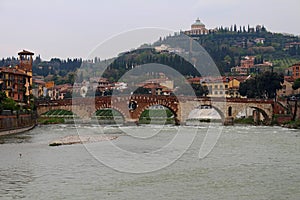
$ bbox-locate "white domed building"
[185,18,209,35]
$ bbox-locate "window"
[214,85,218,89]
[214,91,218,95]
[228,107,232,116]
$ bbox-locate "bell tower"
[18,50,34,72]
[18,50,34,101]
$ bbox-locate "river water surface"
[0,124,299,200]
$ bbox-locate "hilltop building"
[184,18,209,36]
[0,50,34,104]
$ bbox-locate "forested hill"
[1,25,299,81]
[102,27,300,80]
[32,57,82,77]
[103,48,200,81]
[155,26,300,73]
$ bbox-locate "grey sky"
[1,0,299,60]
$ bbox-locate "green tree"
[67,73,76,84]
[2,98,18,111]
[191,83,209,97]
[0,91,7,112]
[292,78,300,90]
[0,91,6,102]
[239,72,284,98]
[133,87,150,95]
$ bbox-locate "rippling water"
[0,124,299,200]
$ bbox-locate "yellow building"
[224,78,242,98]
[200,76,247,98]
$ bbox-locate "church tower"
[18,50,34,100]
[18,50,34,72]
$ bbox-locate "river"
[0,123,299,200]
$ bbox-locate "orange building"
[231,56,256,75]
[291,63,300,80]
[0,50,34,104]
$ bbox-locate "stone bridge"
[36,95,276,125]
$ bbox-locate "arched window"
[228,106,232,117]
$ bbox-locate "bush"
[38,117,64,124]
[234,117,254,124]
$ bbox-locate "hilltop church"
[184,18,210,36]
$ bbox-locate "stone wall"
[0,114,36,132]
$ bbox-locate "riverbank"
[0,114,36,136]
[233,116,300,129]
[0,124,36,136]
[280,120,300,129]
[35,114,300,129]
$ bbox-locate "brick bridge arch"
[113,95,180,124]
[71,95,179,124]
[136,103,179,123]
[36,96,275,125]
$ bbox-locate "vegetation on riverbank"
[234,117,254,125]
[37,117,65,125]
[282,119,300,129]
[138,109,175,124]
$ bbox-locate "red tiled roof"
[143,83,163,89]
[187,77,201,82]
[33,79,45,85]
[18,50,34,55]
[284,76,294,82]
[0,66,30,76]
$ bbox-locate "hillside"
[155,26,300,73]
[1,25,300,83]
[93,26,300,81]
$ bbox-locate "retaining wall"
[0,114,36,135]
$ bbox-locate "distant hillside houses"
[231,56,273,75]
[32,75,129,99]
[285,62,300,80]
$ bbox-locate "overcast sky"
[1,0,300,60]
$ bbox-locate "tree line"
[0,55,82,79]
